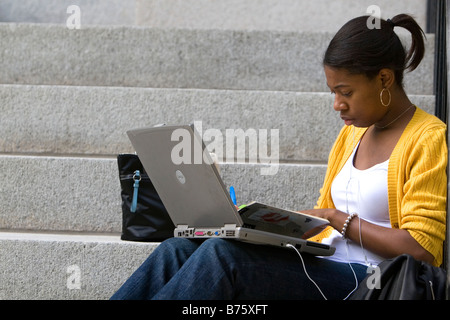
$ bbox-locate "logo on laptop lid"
[175,170,186,184]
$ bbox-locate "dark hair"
[323,14,426,88]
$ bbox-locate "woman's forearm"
[302,208,434,264]
[327,209,434,264]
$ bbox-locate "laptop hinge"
[222,224,238,237]
[174,225,194,237]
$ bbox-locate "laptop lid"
[127,125,243,228]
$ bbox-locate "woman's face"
[324,66,385,128]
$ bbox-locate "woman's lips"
[341,116,354,126]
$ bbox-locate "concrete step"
[136,0,428,33]
[0,84,436,162]
[0,0,136,26]
[0,155,327,233]
[0,231,157,300]
[1,0,427,33]
[0,23,434,94]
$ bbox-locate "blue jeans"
[110,238,368,300]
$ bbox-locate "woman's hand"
[298,208,339,239]
[299,208,434,264]
[300,208,339,221]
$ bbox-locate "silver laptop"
[127,124,335,256]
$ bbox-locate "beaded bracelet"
[341,212,358,238]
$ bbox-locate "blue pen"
[229,186,237,206]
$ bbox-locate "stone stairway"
[0,1,434,299]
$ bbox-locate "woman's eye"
[329,90,351,97]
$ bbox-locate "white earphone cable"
[286,244,328,300]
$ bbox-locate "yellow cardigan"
[310,107,447,266]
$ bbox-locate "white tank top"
[321,143,391,266]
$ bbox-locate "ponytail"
[390,14,426,72]
[323,13,426,88]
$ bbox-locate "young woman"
[111,14,447,300]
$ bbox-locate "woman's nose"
[333,97,348,112]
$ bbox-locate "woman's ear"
[378,68,395,89]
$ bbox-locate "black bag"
[349,254,447,300]
[117,154,175,241]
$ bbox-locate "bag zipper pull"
[130,170,141,213]
[429,281,435,300]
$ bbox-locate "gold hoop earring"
[380,88,391,107]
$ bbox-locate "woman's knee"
[149,237,201,261]
[159,237,190,248]
[195,238,248,262]
[158,237,200,250]
[156,238,250,266]
[198,238,234,252]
